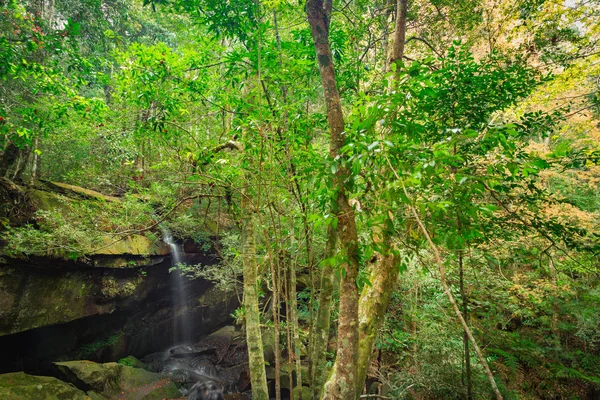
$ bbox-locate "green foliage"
[79,330,124,358]
[2,0,600,398]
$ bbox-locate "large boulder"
[0,371,90,400]
[54,361,122,393]
[0,264,153,336]
[54,360,180,400]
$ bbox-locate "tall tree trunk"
[29,138,40,184]
[381,0,394,73]
[547,252,560,347]
[289,223,303,399]
[459,251,473,400]
[355,245,398,396]
[241,191,269,400]
[390,0,408,74]
[353,0,410,391]
[12,147,30,183]
[306,1,361,398]
[311,226,338,399]
[268,248,282,400]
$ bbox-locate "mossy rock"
[118,366,180,399]
[29,189,74,214]
[0,267,108,336]
[91,235,168,257]
[207,325,237,341]
[54,360,179,400]
[0,371,90,400]
[54,361,122,393]
[117,356,147,369]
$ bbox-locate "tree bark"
[268,248,281,400]
[311,226,338,399]
[306,1,361,398]
[289,223,303,399]
[241,192,269,400]
[459,251,473,400]
[390,0,408,73]
[355,244,398,396]
[353,0,410,391]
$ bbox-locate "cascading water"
[161,228,192,344]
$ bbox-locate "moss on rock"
[91,235,167,257]
[54,361,122,393]
[0,267,111,336]
[0,372,90,400]
[54,360,180,400]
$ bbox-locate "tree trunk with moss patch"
[311,226,338,399]
[355,247,398,396]
[242,192,269,400]
[306,0,361,398]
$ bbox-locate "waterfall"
[161,228,192,344]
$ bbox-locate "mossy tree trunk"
[355,241,398,396]
[241,190,269,400]
[310,226,338,399]
[306,0,361,398]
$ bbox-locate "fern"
[488,348,519,375]
[549,363,600,384]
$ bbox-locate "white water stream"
[161,228,192,344]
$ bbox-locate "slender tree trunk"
[12,147,30,183]
[29,138,40,184]
[289,222,303,398]
[459,251,473,400]
[381,0,394,73]
[394,178,503,400]
[311,226,338,399]
[284,253,294,399]
[547,253,560,347]
[352,0,410,391]
[306,1,361,398]
[241,192,269,400]
[269,251,282,400]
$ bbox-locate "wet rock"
[218,364,250,393]
[140,351,169,373]
[170,344,217,358]
[0,371,89,400]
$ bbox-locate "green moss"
[54,361,121,394]
[0,268,104,336]
[53,361,180,400]
[117,356,146,369]
[0,372,90,400]
[78,331,124,358]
